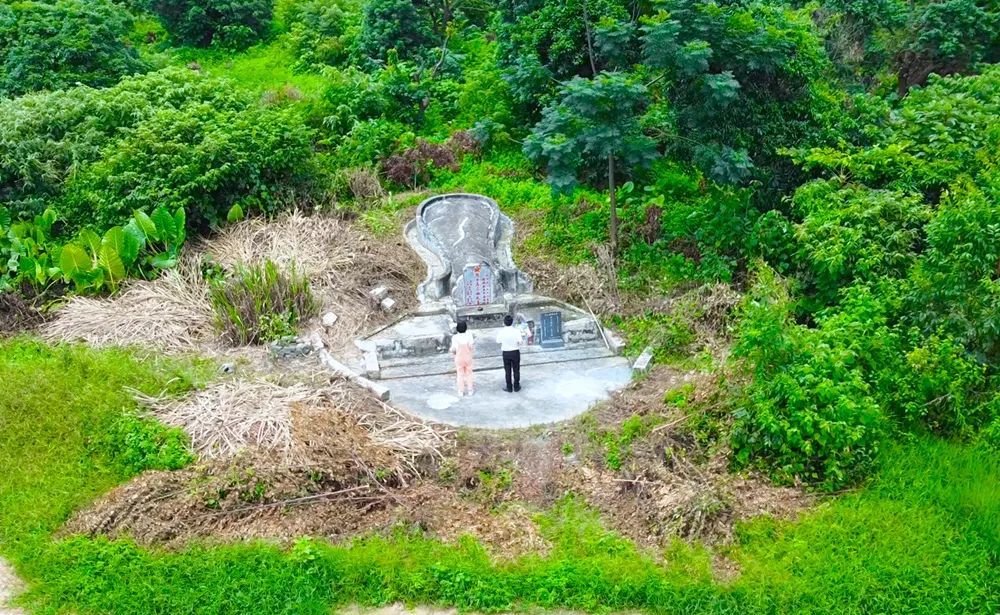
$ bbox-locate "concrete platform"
[386,355,632,429]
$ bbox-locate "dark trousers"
[502,350,520,390]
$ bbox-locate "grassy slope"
[0,338,997,614]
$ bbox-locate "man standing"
[496,314,524,392]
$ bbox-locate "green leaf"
[0,206,10,230]
[150,252,178,269]
[78,229,102,257]
[103,226,140,267]
[151,207,177,243]
[98,244,126,287]
[133,210,158,241]
[226,203,245,223]
[59,244,91,279]
[124,220,147,255]
[102,227,126,255]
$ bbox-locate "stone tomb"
[353,193,631,428]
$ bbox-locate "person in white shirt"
[495,314,524,392]
[449,320,475,397]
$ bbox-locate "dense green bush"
[904,177,1000,363]
[731,266,886,489]
[282,0,358,69]
[61,102,315,231]
[353,0,436,68]
[149,0,273,49]
[0,0,146,97]
[0,68,317,234]
[792,181,928,305]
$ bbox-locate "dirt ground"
[0,558,25,615]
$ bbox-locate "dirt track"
[0,558,25,615]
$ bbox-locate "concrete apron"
[385,355,633,429]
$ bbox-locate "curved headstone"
[406,194,532,308]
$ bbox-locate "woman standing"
[450,321,475,397]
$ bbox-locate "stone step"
[377,344,616,380]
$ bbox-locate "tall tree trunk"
[608,154,618,257]
[582,0,598,75]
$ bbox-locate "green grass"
[169,37,328,98]
[1,338,998,614]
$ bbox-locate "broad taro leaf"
[151,207,177,244]
[59,244,92,279]
[124,220,147,255]
[78,229,102,258]
[133,210,159,242]
[98,244,126,288]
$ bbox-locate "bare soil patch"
[0,292,44,337]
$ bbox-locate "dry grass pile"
[40,266,214,351]
[133,378,333,460]
[569,448,811,547]
[523,255,623,316]
[133,375,450,470]
[65,377,559,558]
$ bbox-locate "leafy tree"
[0,0,146,97]
[524,73,657,254]
[353,0,436,67]
[494,0,630,108]
[638,0,834,191]
[149,0,272,49]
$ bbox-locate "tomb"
[353,193,631,428]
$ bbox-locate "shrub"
[149,0,273,49]
[0,0,146,97]
[352,0,436,68]
[383,139,459,188]
[209,260,318,345]
[0,68,254,223]
[731,265,886,490]
[792,180,929,305]
[282,0,359,69]
[905,177,1000,363]
[92,414,194,474]
[60,102,316,232]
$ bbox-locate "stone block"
[363,352,381,379]
[563,317,599,344]
[380,297,397,312]
[321,312,338,328]
[632,346,654,373]
[606,331,626,355]
[369,286,389,302]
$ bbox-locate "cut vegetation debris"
[40,212,423,355]
[41,266,214,351]
[132,375,450,467]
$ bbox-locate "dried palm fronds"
[132,378,336,459]
[41,267,214,352]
